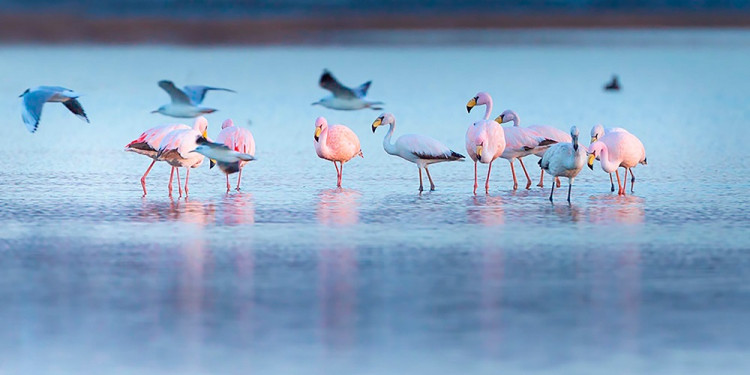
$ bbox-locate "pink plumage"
[215,119,256,192]
[313,116,362,188]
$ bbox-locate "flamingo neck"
[482,97,493,120]
[382,123,398,155]
[511,113,520,127]
[318,126,330,155]
[599,144,618,172]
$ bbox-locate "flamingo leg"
[140,160,156,196]
[226,173,231,193]
[184,168,190,196]
[549,176,555,202]
[622,168,628,195]
[567,178,573,204]
[538,168,545,188]
[518,158,532,189]
[168,166,175,197]
[236,168,243,191]
[333,162,340,187]
[473,161,478,195]
[509,160,518,190]
[485,160,493,194]
[615,169,623,195]
[418,167,424,192]
[425,166,436,191]
[338,162,344,188]
[629,168,636,193]
[176,168,183,197]
[609,173,615,192]
[556,177,561,188]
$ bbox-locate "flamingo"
[371,113,464,192]
[313,116,363,188]
[539,126,587,203]
[590,124,629,192]
[125,123,191,196]
[465,92,506,195]
[157,117,209,196]
[216,119,256,192]
[587,130,647,195]
[19,86,89,133]
[495,110,571,187]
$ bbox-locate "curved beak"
[587,154,596,170]
[466,97,477,113]
[476,145,483,159]
[314,127,321,142]
[590,137,597,144]
[210,159,216,169]
[371,117,383,133]
[202,130,208,139]
[572,134,578,151]
[494,115,504,123]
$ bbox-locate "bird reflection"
[136,197,216,226]
[318,247,357,350]
[467,195,505,226]
[316,188,361,227]
[587,195,645,224]
[218,192,255,225]
[178,239,210,368]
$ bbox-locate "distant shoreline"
[1,12,749,45]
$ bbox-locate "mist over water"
[1,30,749,374]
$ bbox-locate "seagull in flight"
[312,69,383,111]
[152,80,235,118]
[19,86,89,133]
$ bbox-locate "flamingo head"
[221,119,234,129]
[590,124,604,144]
[467,92,491,113]
[372,112,395,133]
[494,109,518,125]
[194,116,209,139]
[570,126,579,151]
[314,116,328,142]
[587,141,604,170]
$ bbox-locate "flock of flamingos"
[19,70,647,203]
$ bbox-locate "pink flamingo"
[313,116,363,188]
[125,123,190,196]
[216,119,256,192]
[587,130,647,196]
[465,92,506,194]
[157,117,209,197]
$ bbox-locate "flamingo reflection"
[467,195,505,226]
[218,192,255,225]
[587,195,645,224]
[136,198,216,226]
[316,188,361,227]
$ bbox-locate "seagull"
[157,117,209,196]
[152,80,234,118]
[495,110,570,188]
[604,75,621,91]
[312,69,383,111]
[313,116,363,188]
[465,92,506,195]
[19,86,89,133]
[587,129,647,195]
[372,113,464,192]
[192,137,255,192]
[125,123,191,196]
[539,126,587,203]
[209,119,256,192]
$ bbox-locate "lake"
[0,29,749,374]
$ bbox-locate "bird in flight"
[19,86,89,133]
[312,69,383,111]
[152,80,235,118]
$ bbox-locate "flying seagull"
[152,80,235,118]
[19,86,89,133]
[312,69,383,111]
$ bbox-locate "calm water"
[1,30,749,374]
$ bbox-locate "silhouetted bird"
[604,75,620,91]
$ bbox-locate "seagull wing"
[63,98,90,123]
[21,90,56,133]
[182,85,236,105]
[158,80,192,105]
[319,70,357,99]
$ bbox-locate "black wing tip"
[451,151,465,159]
[539,139,558,147]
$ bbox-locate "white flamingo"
[496,110,571,187]
[465,92,506,194]
[539,126,587,203]
[157,117,209,196]
[314,116,363,188]
[587,130,647,195]
[372,113,464,192]
[590,124,629,192]
[125,123,190,196]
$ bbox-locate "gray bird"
[19,86,89,133]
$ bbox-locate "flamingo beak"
[476,145,483,159]
[371,117,382,133]
[202,130,208,139]
[590,136,597,144]
[314,127,321,142]
[587,154,596,170]
[210,159,216,169]
[466,97,477,113]
[494,115,504,123]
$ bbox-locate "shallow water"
[1,30,749,374]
